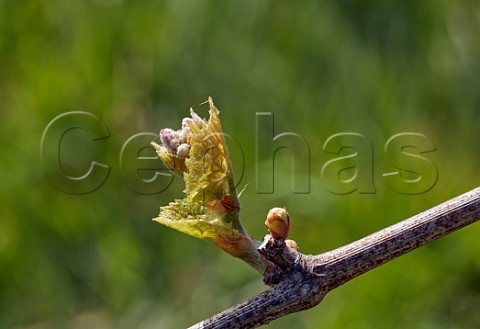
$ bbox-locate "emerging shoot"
[152,97,264,271]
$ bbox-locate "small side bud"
[285,239,298,250]
[265,207,290,239]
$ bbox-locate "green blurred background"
[1,1,480,328]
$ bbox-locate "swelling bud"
[265,207,290,239]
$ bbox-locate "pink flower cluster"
[159,118,193,157]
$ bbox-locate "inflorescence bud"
[265,207,290,239]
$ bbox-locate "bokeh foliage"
[0,1,479,328]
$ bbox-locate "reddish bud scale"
[206,195,240,213]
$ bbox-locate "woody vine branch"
[151,98,480,328]
[191,187,480,329]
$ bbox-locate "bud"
[265,207,290,239]
[285,239,298,250]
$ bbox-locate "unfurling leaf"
[152,97,264,271]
